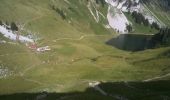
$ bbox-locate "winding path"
[143,73,170,82]
[52,34,109,42]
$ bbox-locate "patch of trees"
[11,22,18,31]
[0,20,18,31]
[152,27,170,46]
[151,22,159,30]
[141,0,149,4]
[56,8,66,20]
[168,0,170,7]
[50,5,66,20]
[95,0,106,7]
[5,21,9,26]
[132,11,147,25]
[126,24,132,32]
[131,11,159,30]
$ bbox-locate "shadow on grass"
[0,80,170,100]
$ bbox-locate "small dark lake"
[106,34,156,51]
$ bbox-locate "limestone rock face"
[105,0,141,34]
[105,0,140,12]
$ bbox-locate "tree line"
[95,0,106,7]
[0,20,18,31]
[153,27,170,46]
[50,5,66,20]
[131,11,160,30]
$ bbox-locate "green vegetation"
[95,0,106,7]
[10,22,18,31]
[142,0,170,27]
[0,0,170,100]
[153,27,170,47]
[125,12,158,34]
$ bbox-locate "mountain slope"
[0,0,170,100]
[142,0,170,27]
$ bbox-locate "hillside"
[0,0,170,100]
[142,0,170,27]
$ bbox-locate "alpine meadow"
[0,0,170,100]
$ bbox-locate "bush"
[95,0,106,7]
[11,22,18,31]
[126,24,132,32]
[151,22,160,30]
[55,8,66,20]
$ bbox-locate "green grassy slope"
[0,0,170,99]
[124,13,158,34]
[142,0,170,27]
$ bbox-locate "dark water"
[106,34,156,51]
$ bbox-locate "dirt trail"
[20,63,43,76]
[23,78,46,85]
[0,52,31,57]
[143,73,170,82]
[53,34,109,42]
